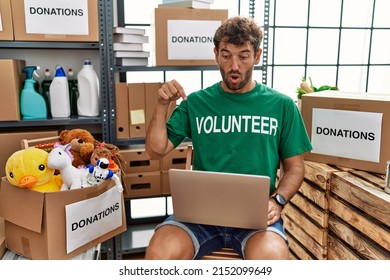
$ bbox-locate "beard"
[220,68,252,91]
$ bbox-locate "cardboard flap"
[0,178,44,233]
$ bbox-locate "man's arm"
[145,80,187,159]
[267,154,305,225]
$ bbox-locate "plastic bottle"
[20,66,47,120]
[77,59,100,116]
[68,68,79,117]
[49,65,71,118]
[40,68,52,118]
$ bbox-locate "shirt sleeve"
[166,100,191,148]
[279,98,313,159]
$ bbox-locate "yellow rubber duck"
[5,148,62,192]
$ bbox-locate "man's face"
[214,41,262,93]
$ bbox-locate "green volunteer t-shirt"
[167,82,312,193]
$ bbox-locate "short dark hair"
[213,16,263,54]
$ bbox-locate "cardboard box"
[115,83,130,139]
[0,59,26,121]
[119,148,161,173]
[11,0,99,42]
[128,83,146,139]
[301,91,390,174]
[123,171,161,198]
[154,8,228,66]
[0,0,13,40]
[161,170,170,195]
[0,130,59,178]
[0,217,5,259]
[0,178,126,259]
[161,146,188,170]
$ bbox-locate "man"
[145,16,312,260]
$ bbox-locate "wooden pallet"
[283,161,337,259]
[283,211,327,260]
[328,214,390,259]
[201,248,242,260]
[285,161,390,260]
[328,170,390,259]
[285,231,316,260]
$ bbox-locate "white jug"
[77,59,100,117]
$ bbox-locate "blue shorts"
[155,215,287,259]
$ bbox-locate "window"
[265,0,390,98]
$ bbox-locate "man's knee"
[145,225,195,260]
[244,231,289,260]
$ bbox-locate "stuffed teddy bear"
[59,128,99,168]
[90,141,126,179]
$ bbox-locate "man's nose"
[230,57,240,70]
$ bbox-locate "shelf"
[0,116,102,129]
[0,41,99,50]
[113,64,264,72]
[113,138,145,147]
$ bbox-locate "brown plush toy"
[90,142,126,179]
[59,129,99,168]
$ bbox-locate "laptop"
[168,169,270,230]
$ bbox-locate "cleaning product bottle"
[49,65,70,118]
[40,68,52,118]
[68,68,79,117]
[77,59,100,117]
[20,66,47,120]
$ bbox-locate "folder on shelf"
[115,83,130,139]
[128,83,146,139]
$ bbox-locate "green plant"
[296,76,338,99]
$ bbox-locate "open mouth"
[229,73,241,83]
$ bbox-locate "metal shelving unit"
[0,0,110,142]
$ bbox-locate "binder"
[128,83,146,139]
[115,83,130,139]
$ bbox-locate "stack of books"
[158,0,214,9]
[113,27,150,66]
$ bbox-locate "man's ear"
[214,47,219,64]
[254,48,262,65]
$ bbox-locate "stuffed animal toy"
[90,142,126,179]
[5,148,62,192]
[47,143,86,191]
[59,128,99,168]
[82,158,123,192]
